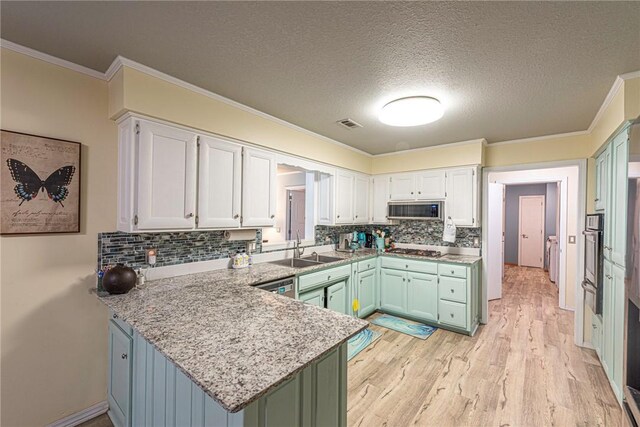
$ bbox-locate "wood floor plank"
[347,265,623,427]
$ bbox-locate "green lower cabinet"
[406,272,438,322]
[357,268,377,318]
[438,299,467,329]
[611,262,625,400]
[380,268,407,313]
[108,320,132,427]
[327,280,348,314]
[591,313,603,359]
[299,287,325,308]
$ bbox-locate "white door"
[415,170,445,199]
[389,174,416,200]
[353,175,369,224]
[197,136,241,228]
[287,189,306,240]
[487,183,505,300]
[242,147,276,227]
[335,170,354,224]
[137,120,197,230]
[445,168,475,226]
[518,195,545,268]
[316,172,333,225]
[371,176,390,223]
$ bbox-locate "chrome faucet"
[293,231,305,259]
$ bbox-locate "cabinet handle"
[270,214,275,219]
[408,279,411,282]
[418,191,422,195]
[187,213,194,218]
[330,295,333,300]
[355,215,358,218]
[595,198,600,202]
[121,353,128,360]
[360,279,363,283]
[606,274,612,279]
[233,214,239,219]
[450,313,454,318]
[112,313,118,319]
[403,278,406,282]
[328,275,331,280]
[337,215,340,218]
[405,265,408,268]
[411,192,414,195]
[450,289,455,293]
[451,270,455,274]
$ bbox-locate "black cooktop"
[386,248,442,258]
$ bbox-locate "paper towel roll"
[224,229,257,241]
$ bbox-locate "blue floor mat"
[348,328,382,361]
[371,314,437,340]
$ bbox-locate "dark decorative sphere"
[103,265,137,295]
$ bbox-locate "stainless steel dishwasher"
[253,276,295,298]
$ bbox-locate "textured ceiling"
[2,2,639,155]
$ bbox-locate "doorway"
[286,189,306,240]
[518,195,546,268]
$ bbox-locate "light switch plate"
[568,235,576,244]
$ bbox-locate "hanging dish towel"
[442,217,457,243]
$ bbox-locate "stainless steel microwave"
[387,201,443,220]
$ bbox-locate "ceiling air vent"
[336,118,363,130]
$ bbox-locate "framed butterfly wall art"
[1,130,81,235]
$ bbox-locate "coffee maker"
[336,233,353,252]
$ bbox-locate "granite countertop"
[99,264,368,413]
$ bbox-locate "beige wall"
[1,49,117,425]
[110,66,373,174]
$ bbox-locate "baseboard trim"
[46,401,109,427]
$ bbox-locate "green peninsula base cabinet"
[295,255,480,336]
[107,312,348,427]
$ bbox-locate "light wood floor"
[347,265,623,427]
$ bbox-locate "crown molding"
[372,138,487,158]
[488,130,589,147]
[105,56,373,158]
[586,70,640,134]
[0,39,107,80]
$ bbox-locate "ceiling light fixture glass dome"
[378,96,444,127]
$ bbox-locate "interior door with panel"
[327,280,347,314]
[406,272,438,322]
[445,168,475,226]
[610,130,628,267]
[415,170,445,200]
[353,175,369,224]
[371,176,390,223]
[335,171,354,224]
[357,269,377,318]
[380,268,407,313]
[389,174,416,200]
[136,120,197,229]
[197,136,241,228]
[242,147,277,227]
[518,195,545,268]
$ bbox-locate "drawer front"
[438,263,467,279]
[298,264,352,291]
[380,256,437,274]
[110,310,133,336]
[357,258,376,272]
[439,300,467,329]
[438,276,467,303]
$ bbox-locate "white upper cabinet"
[197,136,242,228]
[242,147,277,227]
[389,174,416,200]
[371,175,390,224]
[335,170,355,224]
[445,168,476,227]
[415,170,445,199]
[354,175,370,224]
[136,120,197,230]
[316,172,334,225]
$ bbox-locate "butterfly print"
[6,159,75,207]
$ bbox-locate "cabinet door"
[357,269,377,318]
[416,170,445,200]
[316,172,334,225]
[327,280,347,314]
[380,268,407,313]
[610,130,628,267]
[335,171,354,224]
[371,176,390,223]
[108,321,132,427]
[595,147,610,212]
[137,120,197,230]
[611,263,625,399]
[406,272,438,322]
[354,175,369,224]
[445,168,475,226]
[242,147,276,227]
[602,259,613,375]
[197,136,242,228]
[389,174,416,200]
[299,288,325,307]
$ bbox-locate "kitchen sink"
[269,258,322,268]
[302,254,344,263]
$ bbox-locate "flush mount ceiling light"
[378,96,444,127]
